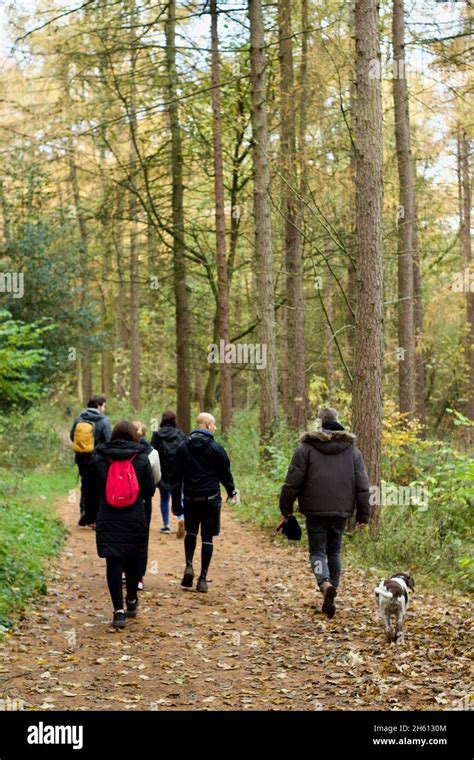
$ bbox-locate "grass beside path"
[0,466,74,632]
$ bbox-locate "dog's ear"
[406,576,415,591]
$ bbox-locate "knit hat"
[317,407,339,426]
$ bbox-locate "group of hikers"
[70,397,238,628]
[70,397,371,629]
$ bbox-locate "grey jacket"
[279,428,371,523]
[69,408,112,448]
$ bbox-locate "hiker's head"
[111,421,139,443]
[160,410,177,427]
[88,395,107,414]
[133,421,147,438]
[317,407,339,428]
[196,412,216,434]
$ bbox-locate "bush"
[0,468,72,631]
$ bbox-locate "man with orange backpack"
[70,395,112,526]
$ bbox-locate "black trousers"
[106,553,142,611]
[138,499,153,579]
[75,453,92,513]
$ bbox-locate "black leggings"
[106,553,141,611]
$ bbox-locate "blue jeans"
[159,484,183,526]
[306,516,345,590]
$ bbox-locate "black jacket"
[170,430,235,504]
[151,425,186,489]
[90,440,156,559]
[279,428,371,523]
[70,408,112,448]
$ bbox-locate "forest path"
[0,494,470,711]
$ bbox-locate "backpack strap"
[107,453,138,464]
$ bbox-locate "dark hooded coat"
[90,440,156,559]
[279,428,371,523]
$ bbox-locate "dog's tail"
[375,580,392,600]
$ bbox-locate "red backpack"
[105,455,139,508]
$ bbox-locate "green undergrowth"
[0,405,76,632]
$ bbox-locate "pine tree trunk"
[166,0,191,432]
[352,0,384,525]
[128,0,141,411]
[278,0,306,431]
[0,180,11,251]
[248,0,279,444]
[459,130,473,422]
[69,149,92,403]
[412,208,425,425]
[347,80,357,376]
[210,0,232,433]
[101,233,115,397]
[392,0,416,419]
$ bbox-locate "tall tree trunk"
[210,0,232,433]
[278,0,306,431]
[165,0,191,432]
[248,0,279,444]
[325,275,335,392]
[412,207,425,425]
[204,308,219,411]
[347,80,357,377]
[101,233,115,397]
[392,0,416,419]
[128,0,141,411]
[0,179,11,251]
[352,0,384,526]
[459,130,473,422]
[69,148,92,403]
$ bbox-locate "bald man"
[170,413,237,592]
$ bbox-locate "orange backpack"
[73,421,95,454]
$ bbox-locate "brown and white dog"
[375,573,415,643]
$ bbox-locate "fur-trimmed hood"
[300,428,356,455]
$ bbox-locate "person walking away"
[279,407,370,619]
[70,395,112,526]
[89,421,156,629]
[170,412,237,593]
[151,411,186,537]
[133,421,161,590]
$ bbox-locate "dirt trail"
[0,495,471,711]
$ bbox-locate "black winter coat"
[151,425,186,489]
[279,429,371,523]
[170,430,235,502]
[90,440,156,559]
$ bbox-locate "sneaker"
[181,563,194,588]
[125,598,139,618]
[160,526,171,534]
[177,520,185,540]
[137,579,144,591]
[321,584,337,619]
[112,611,126,629]
[122,572,126,584]
[196,576,208,593]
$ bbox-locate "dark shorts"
[184,498,221,537]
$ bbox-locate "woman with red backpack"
[90,421,156,629]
